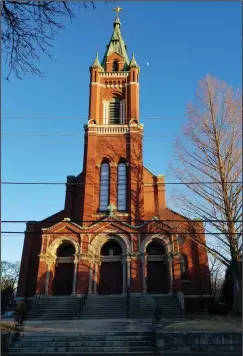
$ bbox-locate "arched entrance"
[146,240,169,294]
[98,240,123,295]
[53,241,75,295]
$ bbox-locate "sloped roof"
[101,16,130,70]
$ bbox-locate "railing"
[126,286,130,318]
[4,319,17,353]
[26,293,45,316]
[78,287,89,319]
[100,72,129,77]
[96,125,129,134]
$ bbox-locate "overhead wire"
[1,181,241,185]
[2,219,241,223]
[1,231,240,235]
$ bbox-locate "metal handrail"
[4,294,44,352]
[78,287,89,319]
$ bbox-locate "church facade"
[17,12,212,311]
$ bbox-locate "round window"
[178,235,186,245]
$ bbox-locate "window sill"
[95,212,129,217]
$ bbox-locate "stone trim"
[184,295,214,298]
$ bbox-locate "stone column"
[141,254,147,293]
[72,260,78,295]
[88,262,94,294]
[122,258,126,293]
[45,264,51,295]
[167,255,174,294]
[93,263,99,294]
[127,258,131,288]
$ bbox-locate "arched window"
[112,60,119,72]
[109,98,120,125]
[101,240,122,256]
[99,162,110,211]
[180,253,189,279]
[146,241,165,255]
[117,162,126,211]
[56,242,75,257]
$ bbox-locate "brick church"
[17,10,212,311]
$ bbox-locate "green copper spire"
[101,13,130,71]
[129,53,140,71]
[91,53,102,68]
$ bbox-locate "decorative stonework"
[140,234,172,255]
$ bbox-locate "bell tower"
[82,8,144,224]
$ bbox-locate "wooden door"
[98,262,123,295]
[147,261,169,294]
[53,263,74,295]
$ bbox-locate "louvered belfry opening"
[109,98,120,124]
[112,60,119,72]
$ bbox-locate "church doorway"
[53,242,75,295]
[146,240,169,294]
[98,240,123,295]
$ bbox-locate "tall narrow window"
[117,162,126,211]
[99,163,110,211]
[180,253,189,279]
[112,60,119,72]
[109,98,120,125]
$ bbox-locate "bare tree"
[170,75,242,314]
[209,254,224,301]
[1,260,20,291]
[1,0,95,80]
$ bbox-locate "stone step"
[8,351,241,356]
[8,352,155,356]
[11,341,152,348]
[12,335,152,344]
[9,346,154,353]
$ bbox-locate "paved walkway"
[22,319,182,333]
[2,315,241,334]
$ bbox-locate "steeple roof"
[101,16,130,70]
[129,53,140,72]
[91,53,102,69]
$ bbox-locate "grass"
[1,321,16,333]
[164,315,242,332]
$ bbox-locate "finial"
[113,6,123,18]
[107,204,117,217]
[91,53,101,68]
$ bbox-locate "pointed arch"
[99,161,110,211]
[117,161,127,211]
[139,234,172,255]
[180,253,189,279]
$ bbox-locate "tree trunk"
[231,261,242,315]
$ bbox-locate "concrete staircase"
[130,294,182,319]
[27,294,182,321]
[27,296,81,320]
[81,295,128,319]
[8,331,155,355]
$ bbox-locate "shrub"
[15,301,28,324]
[208,300,229,315]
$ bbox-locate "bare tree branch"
[1,0,95,80]
[170,75,242,313]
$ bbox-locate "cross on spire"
[113,6,123,18]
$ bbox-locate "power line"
[2,220,241,223]
[2,116,187,120]
[1,231,240,235]
[1,181,241,185]
[2,133,170,138]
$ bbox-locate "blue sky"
[2,1,241,262]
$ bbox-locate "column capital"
[109,162,118,167]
